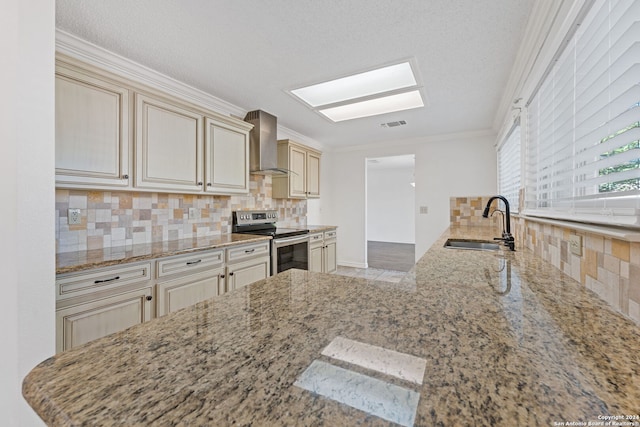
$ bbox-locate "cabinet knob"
[207,183,212,187]
[122,174,129,179]
[146,295,153,301]
[197,182,203,186]
[221,274,225,279]
[229,272,234,276]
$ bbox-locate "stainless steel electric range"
[232,210,309,276]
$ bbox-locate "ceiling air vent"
[380,120,407,128]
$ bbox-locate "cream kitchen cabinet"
[272,140,321,199]
[135,94,253,195]
[323,230,337,273]
[309,229,337,273]
[135,93,204,192]
[55,60,130,189]
[154,241,270,315]
[55,262,153,353]
[155,249,225,316]
[204,117,252,194]
[309,233,324,273]
[225,241,271,292]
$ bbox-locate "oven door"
[271,234,309,275]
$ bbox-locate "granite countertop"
[306,225,338,232]
[56,234,272,275]
[27,225,640,426]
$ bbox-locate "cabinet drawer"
[226,241,270,264]
[57,262,152,301]
[310,232,324,247]
[324,230,337,240]
[157,250,224,279]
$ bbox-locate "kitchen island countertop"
[26,225,640,426]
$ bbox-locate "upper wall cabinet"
[135,94,204,193]
[54,55,252,195]
[55,62,130,188]
[204,117,251,194]
[273,139,321,199]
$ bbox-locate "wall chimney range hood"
[244,110,289,175]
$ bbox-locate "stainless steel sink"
[444,239,501,251]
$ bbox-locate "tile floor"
[334,266,408,283]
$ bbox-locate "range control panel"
[233,210,279,226]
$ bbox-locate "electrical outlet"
[188,208,200,220]
[569,235,582,256]
[68,208,82,225]
[419,206,428,214]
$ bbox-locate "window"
[498,123,521,213]
[525,0,640,227]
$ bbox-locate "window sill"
[514,214,640,242]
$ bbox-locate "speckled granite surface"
[27,226,640,426]
[56,234,271,274]
[306,225,337,232]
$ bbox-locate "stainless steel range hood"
[243,110,289,175]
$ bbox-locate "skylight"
[319,90,424,122]
[289,61,424,122]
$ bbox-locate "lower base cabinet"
[227,256,270,292]
[156,268,225,316]
[56,286,153,353]
[309,229,337,274]
[56,241,271,352]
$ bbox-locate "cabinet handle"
[94,276,120,284]
[122,174,129,179]
[221,274,225,279]
[186,259,202,266]
[197,182,203,186]
[146,295,153,301]
[207,183,212,187]
[244,249,255,254]
[229,272,234,276]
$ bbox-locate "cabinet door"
[55,65,130,188]
[227,257,270,292]
[309,245,323,273]
[306,151,321,198]
[135,94,203,192]
[56,286,152,353]
[289,145,307,198]
[156,268,224,317]
[204,118,249,194]
[324,240,337,274]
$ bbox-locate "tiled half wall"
[56,175,306,253]
[450,196,640,325]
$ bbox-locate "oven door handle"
[273,235,309,247]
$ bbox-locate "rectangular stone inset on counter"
[321,336,427,385]
[294,360,420,427]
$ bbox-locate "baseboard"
[337,261,368,269]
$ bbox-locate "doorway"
[365,155,415,272]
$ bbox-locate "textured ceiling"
[56,0,535,148]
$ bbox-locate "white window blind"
[525,0,640,227]
[498,123,521,213]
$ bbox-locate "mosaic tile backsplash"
[56,175,307,253]
[449,196,639,325]
[449,196,501,228]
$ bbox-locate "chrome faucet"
[482,195,515,251]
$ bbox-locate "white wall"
[321,132,497,267]
[1,0,56,425]
[367,166,415,244]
